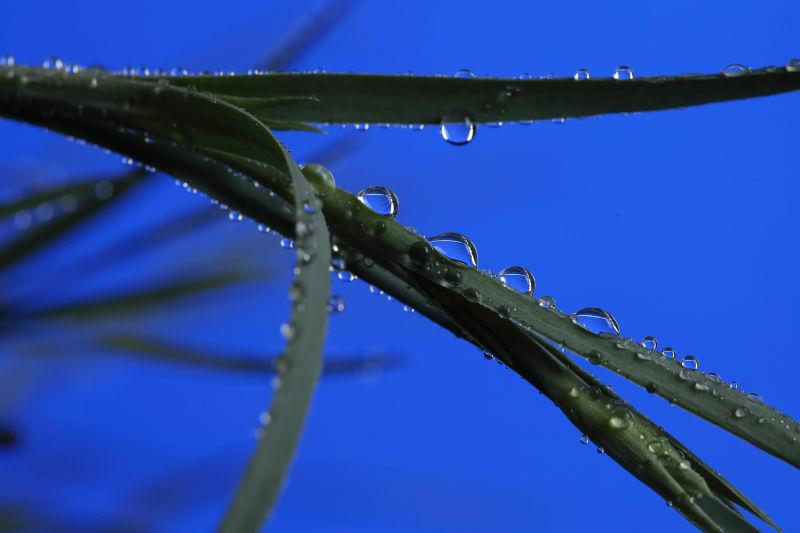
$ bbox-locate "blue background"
[1,1,798,531]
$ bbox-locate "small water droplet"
[482,350,494,360]
[596,446,605,454]
[681,355,699,371]
[747,392,764,404]
[678,460,691,471]
[573,69,591,81]
[0,54,14,66]
[733,406,749,419]
[357,185,399,217]
[427,233,478,267]
[337,271,357,282]
[579,435,590,445]
[43,56,64,70]
[327,295,346,313]
[640,336,657,350]
[647,441,663,453]
[729,381,738,390]
[538,296,557,310]
[571,307,621,336]
[609,416,630,430]
[94,180,114,200]
[787,58,800,72]
[498,266,535,295]
[280,322,297,341]
[454,68,476,79]
[440,114,476,146]
[661,347,676,359]
[280,237,294,249]
[228,211,243,221]
[722,64,750,77]
[612,66,634,80]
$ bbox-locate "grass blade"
[158,66,800,125]
[218,143,331,532]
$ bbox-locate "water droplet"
[661,347,676,359]
[681,355,699,371]
[454,68,476,79]
[300,163,336,192]
[571,307,621,336]
[706,372,722,383]
[647,441,663,453]
[440,114,476,146]
[228,211,243,221]
[280,322,297,341]
[609,416,630,430]
[640,336,657,350]
[330,256,346,271]
[0,54,14,66]
[427,233,478,267]
[612,66,634,80]
[498,266,535,295]
[337,271,357,282]
[538,296,557,310]
[596,446,605,454]
[357,185,399,218]
[302,200,316,214]
[722,64,750,77]
[579,435,590,445]
[482,350,494,360]
[94,180,114,200]
[573,69,591,81]
[678,460,691,470]
[747,392,764,404]
[327,295,345,313]
[280,237,294,249]
[43,56,64,70]
[733,406,749,418]
[787,58,800,72]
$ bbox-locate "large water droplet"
[640,336,657,350]
[613,66,634,80]
[722,64,749,77]
[357,185,399,217]
[327,295,346,313]
[455,68,476,79]
[498,266,535,295]
[300,163,336,192]
[573,69,591,81]
[681,355,699,371]
[571,307,621,336]
[440,114,476,146]
[427,233,478,267]
[661,347,676,359]
[787,58,800,73]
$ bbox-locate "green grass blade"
[28,271,251,320]
[0,170,147,271]
[96,333,402,376]
[218,145,331,532]
[157,66,800,125]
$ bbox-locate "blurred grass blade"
[0,171,139,219]
[159,66,800,125]
[255,0,358,71]
[28,271,252,320]
[0,170,147,271]
[97,333,402,376]
[219,145,331,531]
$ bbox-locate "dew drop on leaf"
[454,68,476,79]
[681,355,699,371]
[661,347,676,359]
[612,66,634,80]
[326,295,346,314]
[357,185,399,218]
[722,63,750,77]
[538,295,557,310]
[427,232,478,267]
[0,54,14,66]
[787,58,800,72]
[440,114,476,146]
[573,69,591,80]
[579,435,590,445]
[571,307,621,336]
[640,336,657,350]
[337,271,357,282]
[498,266,535,295]
[280,237,294,249]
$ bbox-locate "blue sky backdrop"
[1,1,798,531]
